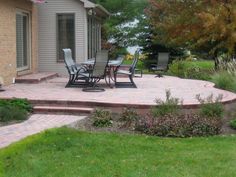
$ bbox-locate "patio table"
[81,59,122,88]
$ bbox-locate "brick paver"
[0,75,236,106]
[0,114,85,149]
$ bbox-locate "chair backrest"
[129,50,139,73]
[116,55,125,65]
[92,50,109,78]
[129,57,138,74]
[62,49,77,74]
[157,52,169,69]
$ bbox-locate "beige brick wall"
[0,0,38,85]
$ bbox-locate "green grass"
[182,60,214,69]
[211,71,236,93]
[122,59,144,69]
[0,128,236,177]
[123,59,214,75]
[122,59,133,65]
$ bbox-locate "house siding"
[37,0,88,75]
[0,0,38,85]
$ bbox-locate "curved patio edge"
[2,96,234,110]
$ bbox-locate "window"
[57,14,75,62]
[16,11,30,70]
[88,16,101,59]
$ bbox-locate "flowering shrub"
[196,94,224,118]
[136,92,224,137]
[152,90,181,117]
[120,108,139,128]
[136,113,222,137]
[92,109,113,128]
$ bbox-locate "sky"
[127,46,139,54]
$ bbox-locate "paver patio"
[0,75,236,106]
[0,114,85,148]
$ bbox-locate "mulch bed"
[69,113,140,135]
[69,112,236,136]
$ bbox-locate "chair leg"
[114,72,117,84]
[66,74,75,88]
[134,69,143,78]
[129,75,137,88]
[82,78,105,92]
[155,72,163,78]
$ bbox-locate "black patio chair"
[149,52,169,77]
[82,50,109,92]
[63,48,89,87]
[114,51,139,88]
[119,52,142,78]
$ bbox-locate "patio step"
[33,105,94,115]
[15,72,59,84]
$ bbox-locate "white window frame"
[16,9,31,72]
[56,13,76,62]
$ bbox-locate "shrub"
[136,113,222,137]
[196,94,224,118]
[211,71,236,92]
[0,98,33,113]
[230,119,236,130]
[0,105,28,122]
[152,90,181,117]
[120,108,139,128]
[92,109,113,128]
[168,60,214,80]
[218,57,236,75]
[168,60,186,78]
[185,67,213,80]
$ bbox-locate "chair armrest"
[77,65,90,73]
[75,63,82,68]
[120,64,131,67]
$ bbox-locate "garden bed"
[69,112,236,136]
[0,99,32,127]
[70,92,236,137]
[69,113,138,135]
[0,120,26,127]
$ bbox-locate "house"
[37,0,110,75]
[0,0,38,85]
[0,0,109,85]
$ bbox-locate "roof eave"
[95,4,110,17]
[80,0,110,18]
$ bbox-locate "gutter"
[94,4,110,17]
[80,0,110,17]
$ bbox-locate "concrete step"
[15,72,58,84]
[33,105,94,115]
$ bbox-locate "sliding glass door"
[16,11,30,71]
[87,16,101,59]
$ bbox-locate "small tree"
[147,0,236,69]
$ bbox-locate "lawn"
[123,59,215,75]
[0,128,236,177]
[182,60,214,69]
